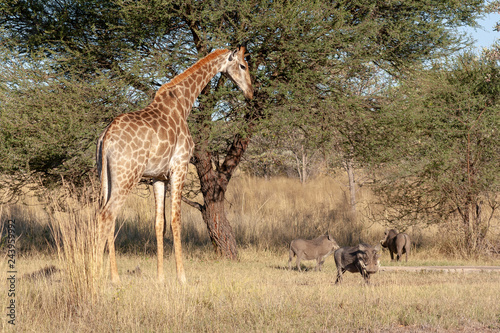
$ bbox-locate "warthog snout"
[334,243,381,284]
[358,252,380,274]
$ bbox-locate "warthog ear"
[374,244,381,252]
[358,244,367,252]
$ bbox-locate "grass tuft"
[46,178,104,308]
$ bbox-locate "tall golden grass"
[1,174,500,331]
[2,173,498,260]
[4,247,500,332]
[45,179,104,307]
[98,172,387,258]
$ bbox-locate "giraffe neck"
[154,49,230,116]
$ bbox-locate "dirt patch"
[380,266,500,273]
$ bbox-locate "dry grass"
[2,250,500,332]
[45,180,105,306]
[0,174,499,332]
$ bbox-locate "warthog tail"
[403,234,410,253]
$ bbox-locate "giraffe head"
[223,46,254,100]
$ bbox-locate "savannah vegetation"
[2,176,500,331]
[0,0,500,331]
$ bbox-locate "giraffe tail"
[96,131,110,209]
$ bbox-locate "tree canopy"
[0,0,492,255]
[364,52,500,253]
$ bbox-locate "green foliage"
[367,52,500,254]
[233,0,484,180]
[0,0,490,232]
[0,47,144,193]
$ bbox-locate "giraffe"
[96,47,253,284]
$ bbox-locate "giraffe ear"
[238,45,246,56]
[228,49,238,62]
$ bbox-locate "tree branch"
[181,196,203,212]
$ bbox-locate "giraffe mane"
[156,49,230,97]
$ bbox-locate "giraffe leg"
[99,199,123,284]
[96,214,107,278]
[107,222,120,283]
[99,181,136,283]
[170,165,187,284]
[153,180,166,282]
[98,206,120,283]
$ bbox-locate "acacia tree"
[366,53,500,254]
[0,48,140,201]
[239,0,484,225]
[170,0,343,257]
[0,0,485,257]
[316,62,391,222]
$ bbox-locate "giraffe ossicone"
[96,47,253,284]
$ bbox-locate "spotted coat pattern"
[97,47,253,284]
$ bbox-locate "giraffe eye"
[240,64,246,70]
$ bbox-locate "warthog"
[380,229,410,262]
[288,232,340,272]
[334,244,381,284]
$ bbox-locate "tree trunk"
[189,133,252,259]
[463,198,476,255]
[459,193,486,256]
[184,39,256,259]
[343,157,357,223]
[190,150,238,259]
[295,144,308,184]
[200,192,238,258]
[302,144,308,184]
